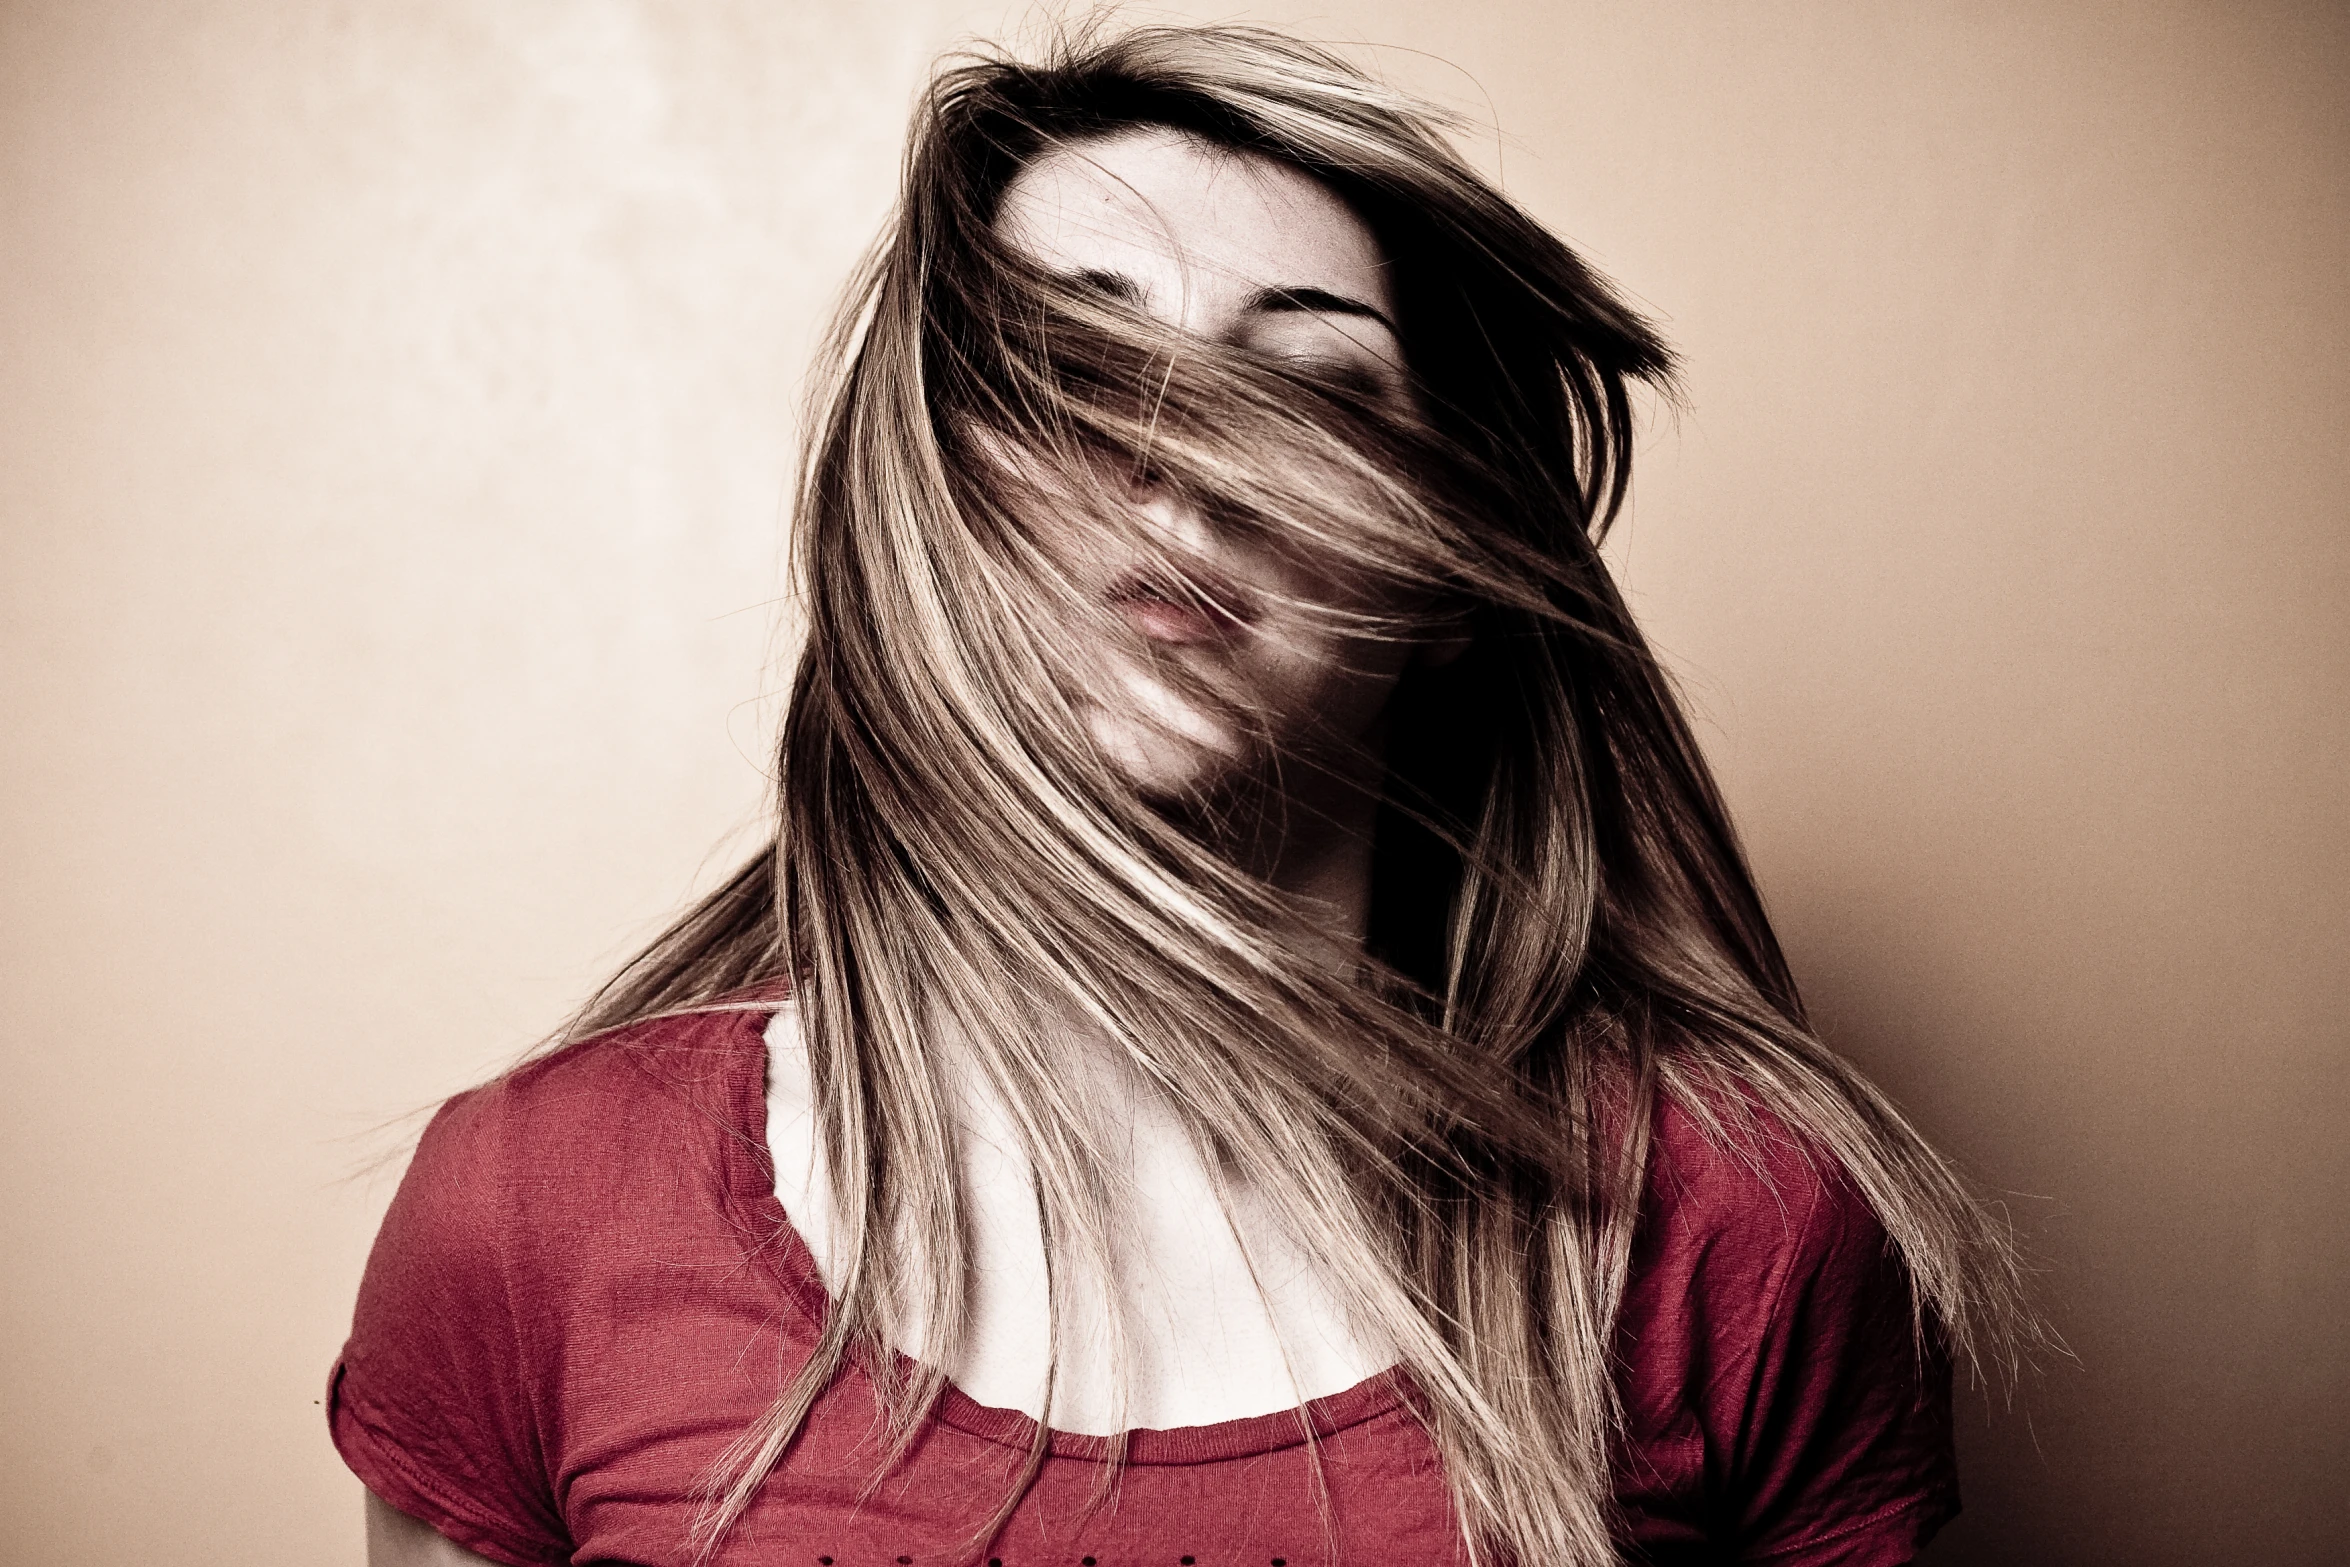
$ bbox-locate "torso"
[332,1003,1959,1566]
[763,1002,1391,1433]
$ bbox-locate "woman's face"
[994,127,1434,809]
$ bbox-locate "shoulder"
[333,998,791,1564]
[423,1004,771,1177]
[1621,1082,1915,1412]
[1615,1082,1957,1563]
[477,999,771,1123]
[1636,1085,1888,1293]
[383,1002,776,1275]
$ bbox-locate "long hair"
[570,23,2034,1566]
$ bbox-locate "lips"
[1107,569,1255,645]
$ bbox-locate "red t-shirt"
[331,1005,1956,1565]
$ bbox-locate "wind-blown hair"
[570,23,2033,1567]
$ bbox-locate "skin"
[367,1489,495,1566]
[366,127,1445,1562]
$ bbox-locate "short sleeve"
[330,1087,572,1566]
[1614,1102,1959,1565]
[1728,1170,1958,1563]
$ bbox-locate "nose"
[1124,463,1214,552]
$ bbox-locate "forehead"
[994,127,1392,316]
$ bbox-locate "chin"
[1084,703,1248,806]
[1081,658,1254,796]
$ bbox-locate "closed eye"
[1245,285,1397,336]
[1287,358,1395,402]
[1241,288,1408,407]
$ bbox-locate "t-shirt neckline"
[704,1001,1412,1466]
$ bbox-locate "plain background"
[3,2,2343,1562]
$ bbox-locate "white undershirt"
[761,1004,1387,1434]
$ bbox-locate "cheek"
[1243,621,1418,750]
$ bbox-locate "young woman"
[336,25,2030,1567]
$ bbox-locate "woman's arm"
[365,1491,507,1567]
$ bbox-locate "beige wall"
[3,2,2342,1562]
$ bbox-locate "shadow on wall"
[1789,891,2348,1567]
